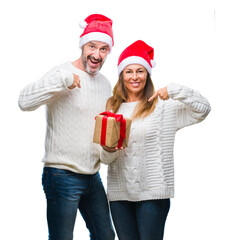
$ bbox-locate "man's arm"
[18,67,78,111]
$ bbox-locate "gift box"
[93,111,132,148]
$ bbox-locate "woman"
[100,40,211,240]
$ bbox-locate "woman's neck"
[126,93,143,103]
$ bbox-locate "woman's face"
[123,64,147,99]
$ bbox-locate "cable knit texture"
[19,62,111,174]
[100,83,211,201]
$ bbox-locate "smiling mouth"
[88,56,102,66]
[130,82,140,87]
[90,59,100,64]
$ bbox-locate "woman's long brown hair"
[106,72,158,119]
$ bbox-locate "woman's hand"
[148,87,169,101]
[102,145,125,152]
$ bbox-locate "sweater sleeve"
[100,148,119,165]
[167,83,211,130]
[18,67,74,111]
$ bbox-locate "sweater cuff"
[100,148,118,165]
[61,72,74,88]
[167,83,182,99]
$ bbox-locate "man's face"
[81,41,110,75]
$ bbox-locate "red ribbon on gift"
[99,111,126,148]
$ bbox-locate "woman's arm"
[100,146,119,165]
[167,83,211,130]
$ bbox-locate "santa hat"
[79,14,114,51]
[118,40,156,75]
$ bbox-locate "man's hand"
[68,74,81,89]
[148,87,169,102]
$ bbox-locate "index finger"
[76,79,81,88]
[148,92,158,102]
[73,74,81,88]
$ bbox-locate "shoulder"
[57,61,74,72]
[44,62,72,75]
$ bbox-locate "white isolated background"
[0,0,228,239]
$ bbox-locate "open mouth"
[88,57,102,67]
[90,59,100,64]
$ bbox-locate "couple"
[18,14,211,240]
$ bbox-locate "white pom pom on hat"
[79,20,87,29]
[151,60,156,68]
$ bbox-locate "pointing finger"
[68,74,81,89]
[76,78,81,88]
[148,92,158,102]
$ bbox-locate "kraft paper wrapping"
[93,115,132,147]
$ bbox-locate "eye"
[137,69,145,73]
[90,45,95,49]
[100,47,108,53]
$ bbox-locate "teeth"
[90,59,99,64]
[131,82,140,86]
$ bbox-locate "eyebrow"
[125,67,145,71]
[100,44,109,48]
[89,41,109,48]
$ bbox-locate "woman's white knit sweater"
[100,83,211,201]
[18,62,111,174]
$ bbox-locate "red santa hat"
[118,40,156,75]
[79,14,114,51]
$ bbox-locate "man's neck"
[71,58,98,77]
[71,58,85,72]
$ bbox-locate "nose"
[132,72,137,80]
[93,49,100,60]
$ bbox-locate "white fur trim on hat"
[79,32,113,50]
[118,56,152,75]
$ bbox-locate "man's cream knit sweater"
[100,83,211,201]
[18,62,111,174]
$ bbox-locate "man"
[18,14,115,240]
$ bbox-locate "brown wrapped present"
[93,111,132,148]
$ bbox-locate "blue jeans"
[110,199,170,240]
[42,167,115,240]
